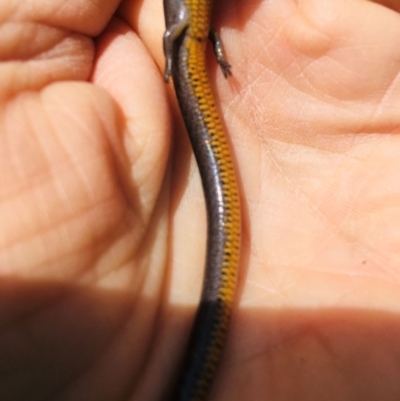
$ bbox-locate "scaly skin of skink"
[163,1,240,400]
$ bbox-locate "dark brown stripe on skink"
[163,0,240,400]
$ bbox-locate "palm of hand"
[1,0,400,400]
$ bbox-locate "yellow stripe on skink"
[186,25,240,401]
[163,0,241,399]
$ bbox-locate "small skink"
[163,1,241,400]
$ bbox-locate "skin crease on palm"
[2,0,400,399]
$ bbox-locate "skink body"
[163,1,241,400]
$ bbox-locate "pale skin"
[1,0,400,400]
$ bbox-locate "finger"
[118,0,166,70]
[0,0,120,98]
[91,17,170,224]
[1,0,121,35]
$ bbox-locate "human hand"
[0,0,171,399]
[194,1,400,400]
[2,0,400,400]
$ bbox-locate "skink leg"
[163,14,189,82]
[209,28,232,78]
